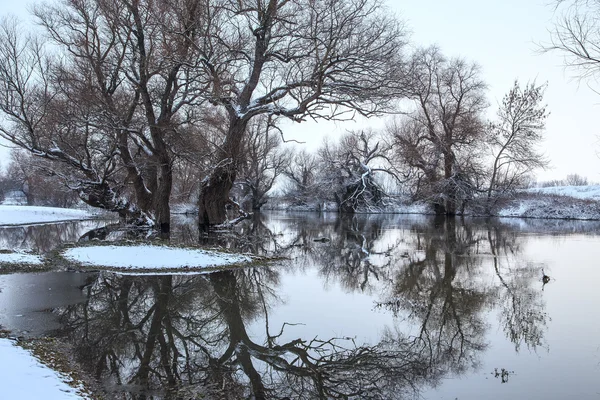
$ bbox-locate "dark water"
[1,213,600,399]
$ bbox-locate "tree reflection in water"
[0,220,110,252]
[57,269,434,399]
[56,214,550,398]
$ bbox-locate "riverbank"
[265,185,600,221]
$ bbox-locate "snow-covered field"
[0,206,98,226]
[529,185,600,200]
[495,185,600,220]
[0,338,90,399]
[61,244,252,273]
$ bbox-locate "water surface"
[0,213,599,399]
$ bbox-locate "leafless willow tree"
[235,116,291,211]
[0,16,135,218]
[486,81,549,212]
[389,47,488,215]
[282,149,322,206]
[318,130,397,213]
[195,0,407,226]
[0,0,209,233]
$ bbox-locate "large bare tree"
[318,130,397,213]
[0,17,134,218]
[0,0,208,233]
[195,0,407,226]
[390,47,488,215]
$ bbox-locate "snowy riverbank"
[0,338,90,399]
[0,205,100,226]
[493,185,600,220]
[265,185,600,220]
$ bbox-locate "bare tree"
[35,0,210,234]
[565,173,589,186]
[318,130,397,213]
[6,150,79,207]
[196,0,407,226]
[282,149,322,206]
[391,47,488,215]
[0,0,209,234]
[0,17,140,220]
[486,81,549,212]
[236,116,291,211]
[545,1,600,85]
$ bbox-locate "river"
[0,212,598,399]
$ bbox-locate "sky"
[2,0,599,182]
[284,0,600,183]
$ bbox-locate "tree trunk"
[198,167,235,227]
[443,150,456,216]
[77,182,150,225]
[153,157,173,236]
[198,117,247,227]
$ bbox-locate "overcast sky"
[2,0,599,182]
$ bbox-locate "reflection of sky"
[1,215,600,397]
[247,267,398,345]
[422,235,600,400]
[250,216,600,399]
[0,272,92,336]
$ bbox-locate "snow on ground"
[0,252,43,265]
[61,245,251,271]
[495,185,600,220]
[0,338,90,400]
[529,185,600,200]
[496,196,600,220]
[0,206,98,226]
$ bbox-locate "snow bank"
[0,338,90,399]
[529,185,600,200]
[497,187,600,220]
[0,206,98,226]
[61,245,252,271]
[0,252,43,265]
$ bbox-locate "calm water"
[1,213,600,399]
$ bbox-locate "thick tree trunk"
[198,117,247,227]
[251,186,267,211]
[153,157,173,236]
[198,167,235,227]
[443,150,457,216]
[77,182,151,226]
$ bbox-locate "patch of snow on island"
[0,252,43,265]
[0,205,97,226]
[61,245,251,271]
[0,338,90,399]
